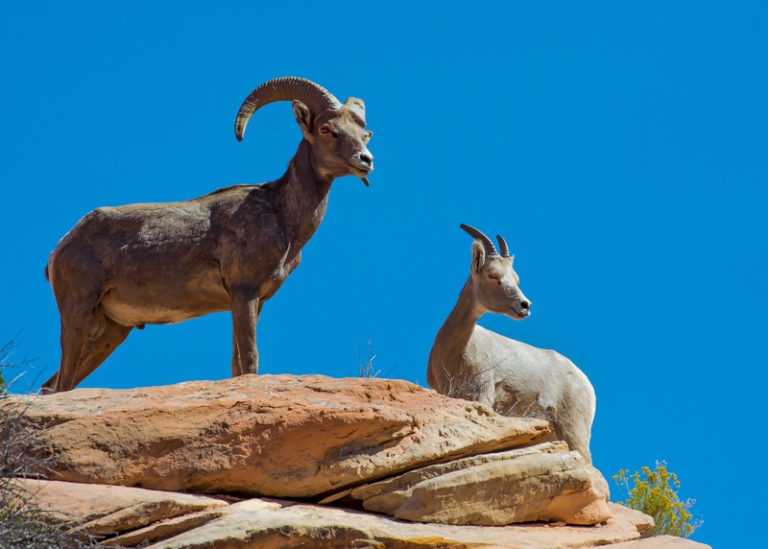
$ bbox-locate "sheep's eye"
[487,273,500,281]
[320,126,333,135]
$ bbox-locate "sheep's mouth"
[349,162,373,175]
[510,307,530,320]
[348,163,373,186]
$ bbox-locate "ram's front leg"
[230,332,241,377]
[229,285,260,376]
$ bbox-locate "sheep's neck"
[434,279,482,364]
[277,139,333,252]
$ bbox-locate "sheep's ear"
[471,241,486,273]
[292,100,312,134]
[344,97,366,124]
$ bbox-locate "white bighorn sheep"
[427,224,596,462]
[42,77,374,394]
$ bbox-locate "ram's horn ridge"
[235,77,341,141]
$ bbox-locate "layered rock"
[13,479,227,537]
[3,375,550,498]
[143,501,645,549]
[608,536,712,548]
[348,441,611,525]
[14,479,686,548]
[2,375,713,547]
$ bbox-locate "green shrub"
[613,462,701,538]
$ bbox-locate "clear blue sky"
[2,2,765,545]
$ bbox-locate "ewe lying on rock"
[427,224,597,462]
[43,77,374,393]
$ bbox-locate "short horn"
[460,224,498,257]
[496,234,510,258]
[235,77,341,141]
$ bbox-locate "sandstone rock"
[12,478,656,548]
[144,501,651,549]
[109,509,226,548]
[349,441,611,526]
[15,478,226,536]
[3,375,550,497]
[110,499,283,547]
[607,535,712,548]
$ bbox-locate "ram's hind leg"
[69,315,132,388]
[48,303,132,393]
[51,303,102,393]
[40,372,59,394]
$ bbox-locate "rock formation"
[1,375,710,548]
[348,441,609,525]
[6,375,552,498]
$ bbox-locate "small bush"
[613,462,701,538]
[0,340,108,548]
[1,397,102,547]
[1,339,14,395]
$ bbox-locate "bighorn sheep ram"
[42,77,374,394]
[427,224,596,462]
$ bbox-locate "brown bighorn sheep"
[42,77,374,394]
[427,224,596,461]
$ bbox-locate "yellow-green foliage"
[613,462,701,538]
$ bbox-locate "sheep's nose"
[359,152,374,166]
[520,299,531,310]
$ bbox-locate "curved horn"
[460,224,498,257]
[496,234,510,258]
[235,77,341,141]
